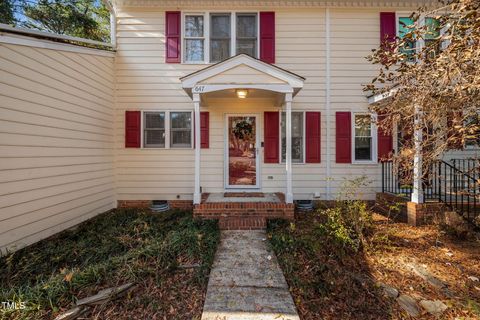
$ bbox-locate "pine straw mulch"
[0,209,220,320]
[267,211,480,320]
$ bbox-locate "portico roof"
[180,54,305,99]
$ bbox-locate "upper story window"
[398,16,416,60]
[183,12,258,64]
[184,15,205,62]
[397,15,440,61]
[236,13,257,57]
[210,13,231,62]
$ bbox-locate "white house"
[0,0,478,252]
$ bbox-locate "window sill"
[352,160,378,165]
[280,162,306,165]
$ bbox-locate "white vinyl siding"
[0,41,115,253]
[113,6,425,201]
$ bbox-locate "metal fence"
[382,159,479,227]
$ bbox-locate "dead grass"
[0,209,220,320]
[268,211,480,319]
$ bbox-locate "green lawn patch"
[0,209,220,320]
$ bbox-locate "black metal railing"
[381,161,413,198]
[450,158,479,183]
[382,159,479,227]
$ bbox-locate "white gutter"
[0,23,113,48]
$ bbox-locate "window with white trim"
[397,15,440,61]
[398,16,416,61]
[170,112,192,148]
[184,15,205,62]
[183,12,258,63]
[281,112,304,163]
[353,114,374,161]
[210,13,231,62]
[236,13,257,57]
[143,111,192,148]
[465,114,480,148]
[144,112,165,148]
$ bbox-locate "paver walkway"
[201,230,300,320]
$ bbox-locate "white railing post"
[411,104,424,203]
[285,93,293,203]
[193,93,201,204]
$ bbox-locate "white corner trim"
[0,33,115,57]
[325,7,332,200]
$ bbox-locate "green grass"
[0,209,220,320]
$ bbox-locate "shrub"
[316,176,373,253]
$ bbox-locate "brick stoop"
[194,200,294,230]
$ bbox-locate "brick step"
[194,203,295,220]
[218,216,266,230]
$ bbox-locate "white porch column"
[193,93,201,204]
[285,93,293,203]
[411,104,424,203]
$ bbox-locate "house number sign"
[193,85,206,93]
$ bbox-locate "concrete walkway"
[201,230,300,320]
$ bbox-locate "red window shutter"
[165,11,181,63]
[380,12,396,48]
[264,111,279,163]
[336,112,351,163]
[305,112,321,163]
[125,111,141,148]
[200,112,209,148]
[260,12,275,64]
[377,115,393,161]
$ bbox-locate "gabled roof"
[180,54,305,90]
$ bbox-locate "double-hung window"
[398,15,440,61]
[170,112,192,148]
[281,112,304,163]
[144,112,166,148]
[183,12,259,63]
[398,16,416,61]
[210,13,231,62]
[465,114,480,148]
[143,111,192,148]
[184,15,205,62]
[236,13,257,57]
[353,114,374,162]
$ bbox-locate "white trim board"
[181,54,305,98]
[0,33,115,57]
[181,11,260,64]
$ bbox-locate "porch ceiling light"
[236,89,248,99]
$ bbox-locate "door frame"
[224,113,261,190]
